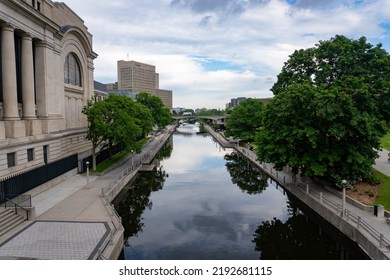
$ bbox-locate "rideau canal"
[114,131,369,260]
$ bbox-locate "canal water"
[114,132,369,260]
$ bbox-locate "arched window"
[64,53,82,86]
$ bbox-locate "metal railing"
[1,194,31,208]
[96,191,123,260]
[5,198,30,221]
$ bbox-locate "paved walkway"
[0,126,176,260]
[374,148,390,176]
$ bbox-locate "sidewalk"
[0,126,175,260]
[374,148,390,176]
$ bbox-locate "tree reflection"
[115,167,167,245]
[224,152,268,195]
[252,194,369,260]
[156,136,173,161]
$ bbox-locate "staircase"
[0,208,26,238]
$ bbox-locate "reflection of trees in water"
[115,168,167,246]
[224,152,268,195]
[156,136,173,161]
[252,194,369,260]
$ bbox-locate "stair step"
[0,209,14,219]
[0,214,24,229]
[0,219,25,237]
[0,208,27,238]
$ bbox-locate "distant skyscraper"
[117,60,158,94]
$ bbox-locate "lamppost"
[86,161,90,189]
[341,179,347,218]
[131,150,134,169]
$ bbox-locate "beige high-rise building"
[117,60,158,94]
[117,60,173,109]
[0,0,97,201]
[156,89,173,109]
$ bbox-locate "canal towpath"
[0,125,176,260]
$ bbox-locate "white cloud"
[63,0,390,109]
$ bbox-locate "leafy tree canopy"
[197,108,225,116]
[225,98,264,142]
[136,92,172,128]
[256,35,390,184]
[82,94,151,169]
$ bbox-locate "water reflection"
[114,168,167,244]
[225,152,268,195]
[253,195,369,260]
[115,132,368,260]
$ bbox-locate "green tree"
[103,94,144,155]
[256,35,390,184]
[197,108,225,116]
[83,94,151,170]
[82,99,111,170]
[225,98,263,142]
[136,92,172,128]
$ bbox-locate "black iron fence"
[0,154,78,204]
[79,145,122,173]
[0,145,124,205]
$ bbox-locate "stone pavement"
[374,148,390,176]
[0,126,176,260]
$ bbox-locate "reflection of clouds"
[124,133,293,259]
[174,213,241,241]
[162,133,231,174]
[173,201,252,243]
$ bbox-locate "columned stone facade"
[0,0,97,179]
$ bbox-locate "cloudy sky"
[63,0,390,109]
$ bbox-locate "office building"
[117,60,173,110]
[117,60,158,94]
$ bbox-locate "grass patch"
[380,132,390,151]
[94,137,151,173]
[373,169,390,210]
[94,149,129,173]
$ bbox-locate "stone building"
[0,0,96,198]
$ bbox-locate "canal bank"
[204,124,390,260]
[0,125,176,260]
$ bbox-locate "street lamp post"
[86,161,90,189]
[341,179,347,218]
[131,150,134,169]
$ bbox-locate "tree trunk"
[292,173,297,187]
[92,143,97,171]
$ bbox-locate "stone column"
[21,34,41,136]
[1,25,19,120]
[21,33,36,120]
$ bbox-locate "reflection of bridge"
[172,115,229,125]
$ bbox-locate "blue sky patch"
[191,55,242,72]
